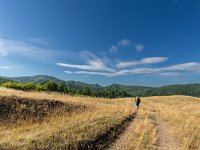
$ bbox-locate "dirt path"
[155,114,183,150]
[106,112,139,150]
[106,108,183,150]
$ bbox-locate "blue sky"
[0,0,200,86]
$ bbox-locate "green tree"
[57,81,66,92]
[21,82,36,91]
[82,86,91,96]
[45,81,58,91]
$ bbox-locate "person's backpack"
[136,96,141,103]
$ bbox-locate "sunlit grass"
[143,96,200,150]
[0,88,134,149]
[129,105,158,150]
[1,88,199,149]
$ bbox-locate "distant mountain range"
[1,75,102,89]
[0,75,200,97]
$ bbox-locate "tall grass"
[1,88,199,149]
[0,88,134,149]
[144,96,200,150]
[129,106,158,150]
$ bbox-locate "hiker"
[135,96,141,110]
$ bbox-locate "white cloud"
[58,63,103,70]
[124,62,200,76]
[63,62,200,77]
[109,39,132,53]
[140,57,168,64]
[0,37,57,61]
[117,57,168,68]
[117,61,137,68]
[123,62,200,76]
[158,72,179,76]
[59,48,200,77]
[70,71,113,76]
[109,45,118,53]
[162,62,200,71]
[109,39,145,53]
[63,68,156,77]
[118,39,131,47]
[0,66,12,69]
[57,51,115,72]
[64,71,72,74]
[134,43,144,52]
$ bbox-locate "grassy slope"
[0,88,134,149]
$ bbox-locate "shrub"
[45,81,58,91]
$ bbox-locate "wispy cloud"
[58,63,114,71]
[57,51,115,72]
[64,71,73,74]
[64,62,200,77]
[65,70,113,76]
[109,45,118,53]
[163,62,200,71]
[109,39,133,53]
[134,43,144,52]
[120,62,200,76]
[140,57,168,64]
[158,72,180,76]
[0,37,58,61]
[0,65,12,69]
[49,38,200,78]
[117,57,168,68]
[118,39,131,47]
[122,62,200,76]
[109,38,144,53]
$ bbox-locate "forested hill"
[4,75,63,84]
[106,84,152,96]
[0,77,11,84]
[146,84,200,97]
[1,75,151,96]
[3,75,101,89]
[0,75,200,97]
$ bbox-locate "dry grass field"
[0,88,199,150]
[127,96,200,150]
[128,106,158,150]
[143,96,200,150]
[0,88,134,149]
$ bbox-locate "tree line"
[1,80,200,98]
[0,81,130,98]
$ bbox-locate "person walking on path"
[135,96,141,110]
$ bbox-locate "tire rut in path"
[106,112,139,150]
[155,114,183,150]
[107,109,184,150]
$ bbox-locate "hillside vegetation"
[1,75,200,98]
